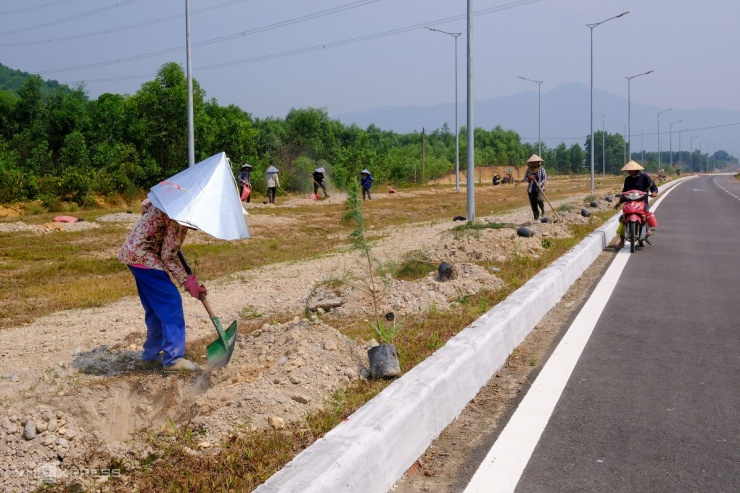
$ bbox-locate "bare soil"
[0,186,617,492]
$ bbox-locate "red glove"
[528,175,535,182]
[184,274,207,299]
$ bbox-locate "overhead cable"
[37,0,383,74]
[54,0,540,79]
[0,0,142,38]
[2,0,253,47]
[1,0,77,16]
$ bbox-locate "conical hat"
[621,160,644,171]
[527,154,544,164]
[147,152,250,240]
[266,166,279,173]
[240,163,253,169]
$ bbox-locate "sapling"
[342,179,398,344]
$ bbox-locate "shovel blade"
[207,320,237,369]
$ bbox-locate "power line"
[526,122,740,143]
[1,0,78,16]
[37,0,383,74]
[60,0,541,83]
[0,0,143,37]
[2,0,252,47]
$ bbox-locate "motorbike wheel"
[628,222,637,253]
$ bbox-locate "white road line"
[464,186,675,493]
[463,252,630,493]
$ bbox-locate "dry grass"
[6,177,624,492]
[0,176,621,331]
[87,209,616,493]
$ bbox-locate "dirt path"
[0,190,616,492]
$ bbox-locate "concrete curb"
[255,178,690,493]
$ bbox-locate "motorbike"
[619,189,657,253]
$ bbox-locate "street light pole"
[676,128,691,169]
[698,141,707,173]
[669,119,682,168]
[594,113,606,175]
[625,70,653,161]
[677,128,688,167]
[466,0,475,220]
[518,76,544,156]
[587,11,629,193]
[185,0,195,167]
[612,121,626,165]
[689,135,699,172]
[427,27,462,193]
[656,108,672,169]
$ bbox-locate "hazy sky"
[2,0,739,128]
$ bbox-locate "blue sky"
[2,0,739,153]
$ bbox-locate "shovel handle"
[177,251,233,361]
[534,179,563,223]
[177,251,217,317]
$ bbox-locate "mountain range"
[335,82,740,160]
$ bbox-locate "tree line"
[0,62,734,207]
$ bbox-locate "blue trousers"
[128,266,186,366]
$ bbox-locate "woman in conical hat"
[312,167,329,198]
[524,154,547,220]
[265,166,280,204]
[237,164,253,203]
[613,160,659,249]
[360,169,374,200]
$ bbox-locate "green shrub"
[396,251,436,280]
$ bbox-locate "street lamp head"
[426,27,461,37]
[626,70,654,81]
[587,11,629,28]
[518,76,543,84]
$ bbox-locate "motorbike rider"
[614,160,659,249]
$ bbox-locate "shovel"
[533,178,563,223]
[177,251,237,369]
[308,174,329,198]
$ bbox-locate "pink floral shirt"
[118,199,189,285]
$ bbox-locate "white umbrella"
[148,152,250,240]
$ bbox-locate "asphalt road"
[472,175,740,493]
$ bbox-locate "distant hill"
[0,62,71,94]
[336,82,740,159]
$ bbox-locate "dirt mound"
[0,220,100,234]
[0,190,617,492]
